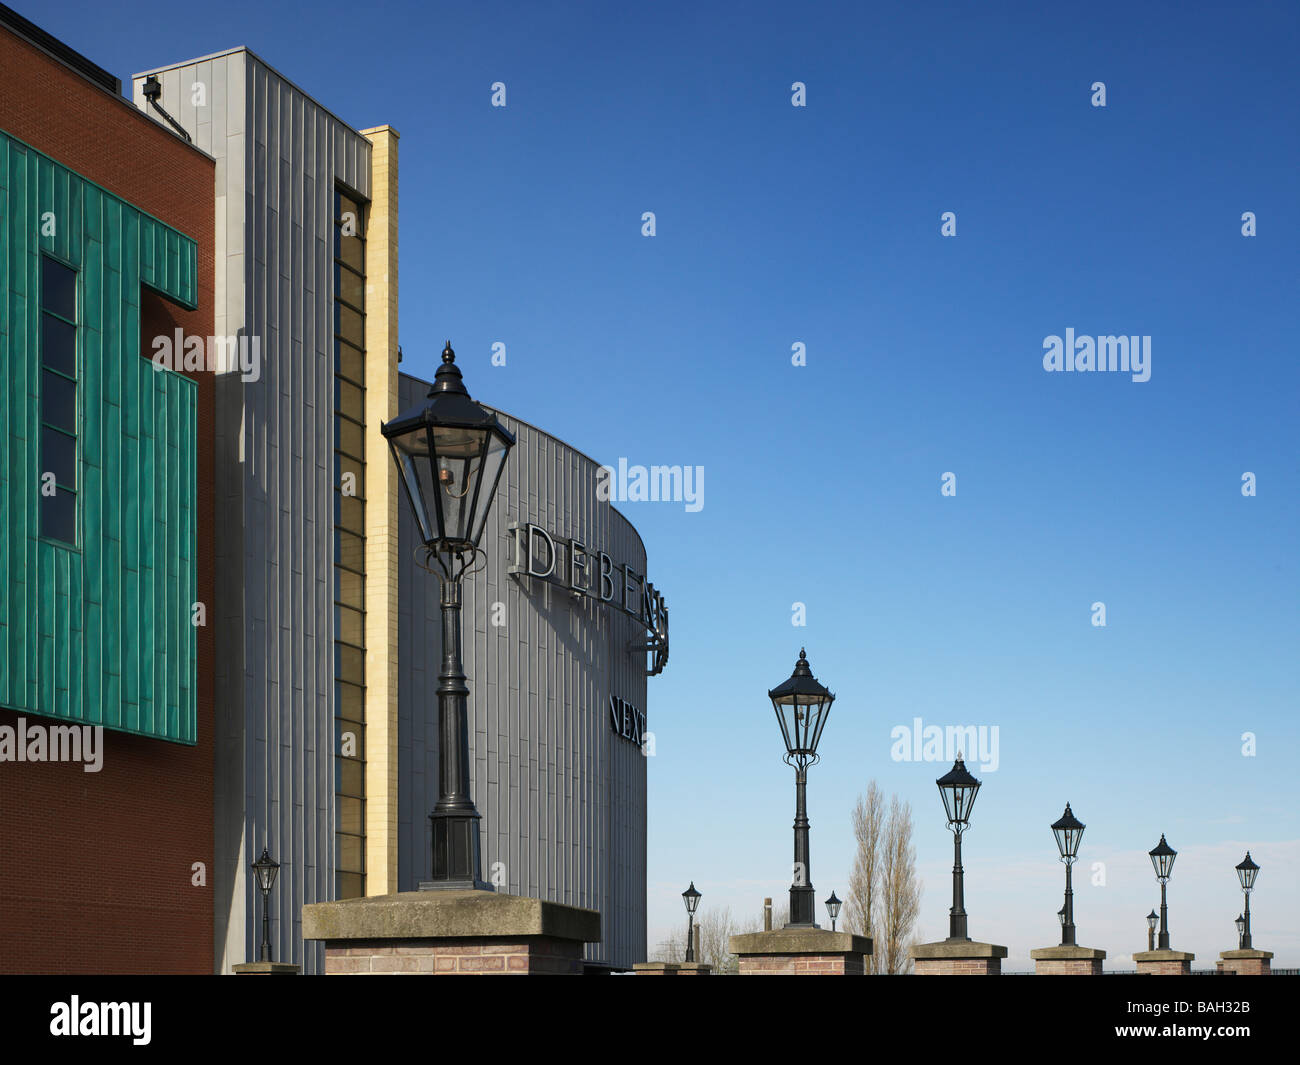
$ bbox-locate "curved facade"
[397,375,656,969]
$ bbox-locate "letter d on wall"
[526,523,556,578]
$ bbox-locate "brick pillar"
[912,940,1008,974]
[1218,949,1272,976]
[1132,949,1194,974]
[632,962,713,975]
[1030,945,1106,975]
[729,927,872,975]
[302,890,600,975]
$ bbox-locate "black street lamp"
[1235,852,1259,949]
[251,847,280,963]
[1050,802,1085,946]
[682,882,701,962]
[824,891,842,932]
[1234,914,1246,948]
[768,648,835,928]
[1148,834,1177,950]
[383,341,515,890]
[936,755,981,941]
[1146,910,1158,952]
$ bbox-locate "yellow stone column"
[359,124,400,896]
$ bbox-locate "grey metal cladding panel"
[396,378,649,968]
[231,55,369,974]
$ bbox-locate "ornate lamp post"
[824,891,842,932]
[1051,802,1085,946]
[1235,852,1259,949]
[936,756,981,941]
[1234,914,1246,949]
[768,648,835,928]
[251,847,280,963]
[682,882,701,962]
[1145,910,1158,952]
[1148,834,1177,950]
[383,341,515,890]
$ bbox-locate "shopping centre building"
[0,3,664,973]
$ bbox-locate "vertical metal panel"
[0,131,198,744]
[396,376,650,969]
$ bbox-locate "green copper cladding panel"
[0,130,198,744]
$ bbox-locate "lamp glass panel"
[392,431,436,543]
[469,433,510,547]
[432,424,489,544]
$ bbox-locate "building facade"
[128,46,401,975]
[0,4,216,973]
[0,8,663,973]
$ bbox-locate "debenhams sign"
[507,522,669,677]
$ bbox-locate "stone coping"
[912,939,1008,960]
[1132,950,1195,962]
[729,927,873,957]
[231,961,300,975]
[1030,945,1107,960]
[1219,949,1273,960]
[302,890,600,943]
[632,962,714,974]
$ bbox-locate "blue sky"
[34,0,1299,967]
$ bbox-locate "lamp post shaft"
[685,914,695,962]
[1242,892,1252,949]
[259,889,271,962]
[949,830,968,940]
[427,576,488,889]
[1158,881,1170,950]
[788,765,815,926]
[1061,861,1077,946]
[1147,925,1155,951]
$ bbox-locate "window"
[333,188,367,899]
[40,256,78,545]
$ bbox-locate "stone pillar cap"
[1132,949,1195,962]
[912,939,1008,959]
[1219,948,1273,960]
[1030,945,1107,960]
[729,927,872,957]
[302,889,600,943]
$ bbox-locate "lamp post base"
[421,810,494,891]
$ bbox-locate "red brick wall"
[738,953,867,975]
[1035,958,1104,975]
[324,938,586,975]
[1135,959,1191,975]
[914,957,1003,975]
[1220,957,1270,976]
[0,23,215,974]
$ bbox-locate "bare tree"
[846,781,885,971]
[877,793,921,973]
[697,904,739,973]
[651,929,685,963]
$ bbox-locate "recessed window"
[333,187,368,899]
[39,256,78,546]
[41,255,77,320]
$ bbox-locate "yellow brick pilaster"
[360,124,400,896]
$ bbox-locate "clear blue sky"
[33,0,1298,967]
